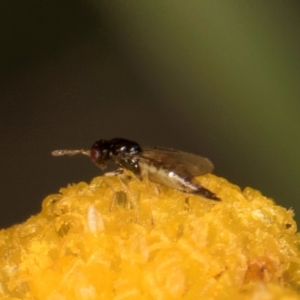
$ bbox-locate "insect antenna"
[52,149,91,157]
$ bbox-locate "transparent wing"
[140,146,214,176]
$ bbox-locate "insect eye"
[90,148,100,162]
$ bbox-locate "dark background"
[1,0,300,228]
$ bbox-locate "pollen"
[1,174,300,299]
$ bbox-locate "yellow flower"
[1,173,300,299]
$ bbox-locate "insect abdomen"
[139,162,219,200]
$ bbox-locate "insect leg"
[140,168,155,225]
[104,169,124,177]
[103,169,137,218]
[117,175,139,223]
[101,176,118,212]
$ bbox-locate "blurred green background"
[1,0,300,228]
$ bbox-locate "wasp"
[52,138,220,200]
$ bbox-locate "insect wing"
[140,146,214,176]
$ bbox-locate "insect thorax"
[107,138,142,175]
